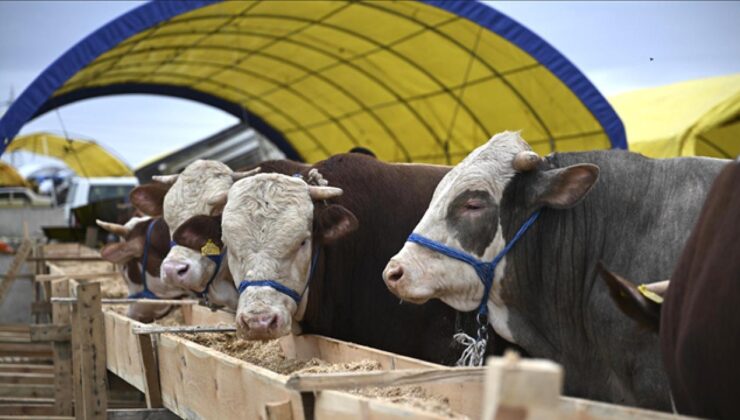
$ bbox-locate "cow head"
[383,132,599,331]
[162,214,236,309]
[96,217,183,322]
[220,173,356,340]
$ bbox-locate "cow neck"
[128,219,163,300]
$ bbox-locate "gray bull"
[383,131,727,410]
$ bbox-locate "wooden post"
[136,334,163,408]
[481,351,563,420]
[85,226,98,248]
[52,278,73,416]
[71,281,108,420]
[0,238,33,303]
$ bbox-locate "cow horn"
[152,174,179,185]
[308,185,343,201]
[96,219,130,236]
[512,151,542,172]
[231,167,261,181]
[207,191,228,207]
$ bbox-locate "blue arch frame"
[0,0,626,158]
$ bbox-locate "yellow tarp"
[50,1,616,163]
[611,73,740,158]
[6,132,133,177]
[0,162,29,187]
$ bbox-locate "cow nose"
[250,313,278,330]
[384,261,405,283]
[236,312,278,336]
[162,261,189,282]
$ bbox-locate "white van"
[64,177,139,224]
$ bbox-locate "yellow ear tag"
[201,239,221,256]
[638,284,664,304]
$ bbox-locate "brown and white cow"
[600,161,740,418]
[215,153,503,365]
[130,159,308,309]
[96,217,184,322]
[383,131,728,409]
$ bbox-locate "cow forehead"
[223,174,313,247]
[163,160,233,231]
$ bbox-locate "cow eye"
[300,239,307,247]
[464,200,484,211]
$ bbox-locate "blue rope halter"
[406,210,541,317]
[238,246,321,305]
[128,219,162,300]
[168,239,226,304]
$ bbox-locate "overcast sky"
[1,1,738,168]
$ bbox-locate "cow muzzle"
[382,258,432,304]
[236,310,288,340]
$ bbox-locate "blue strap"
[407,210,541,316]
[238,246,320,304]
[196,250,225,299]
[128,219,159,300]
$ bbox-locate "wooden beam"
[31,301,52,315]
[264,400,294,420]
[35,272,119,282]
[51,298,199,305]
[132,325,236,335]
[0,404,57,416]
[71,282,108,420]
[0,364,53,374]
[106,408,180,419]
[27,256,103,262]
[136,334,162,408]
[285,367,485,392]
[0,372,54,384]
[0,383,54,398]
[30,324,71,342]
[0,239,33,303]
[51,278,73,417]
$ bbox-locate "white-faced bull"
[217,153,499,365]
[384,131,728,410]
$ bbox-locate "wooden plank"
[51,278,73,416]
[0,416,72,420]
[264,400,293,420]
[136,334,162,408]
[29,324,71,342]
[0,405,56,416]
[31,301,52,315]
[0,383,54,398]
[52,298,199,305]
[0,239,33,303]
[286,367,484,392]
[106,408,180,420]
[133,325,235,335]
[104,312,147,392]
[71,282,108,420]
[0,364,53,373]
[0,372,54,384]
[0,342,52,357]
[35,272,119,282]
[481,352,563,420]
[28,256,103,262]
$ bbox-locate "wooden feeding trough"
[10,244,691,419]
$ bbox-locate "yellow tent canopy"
[610,73,740,159]
[6,132,133,177]
[0,1,625,164]
[0,162,29,187]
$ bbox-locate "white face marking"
[384,131,531,337]
[162,160,234,234]
[160,245,217,291]
[222,174,316,340]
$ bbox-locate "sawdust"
[181,332,461,418]
[153,308,185,326]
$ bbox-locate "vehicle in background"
[64,177,139,225]
[0,187,54,207]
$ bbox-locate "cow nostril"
[387,265,404,282]
[176,264,189,277]
[268,315,279,330]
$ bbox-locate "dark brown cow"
[97,217,184,322]
[601,160,739,418]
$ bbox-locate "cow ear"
[315,204,358,244]
[529,164,599,209]
[597,262,661,332]
[130,182,170,217]
[100,240,144,264]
